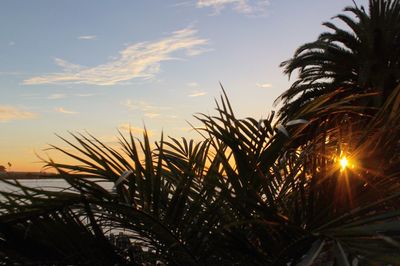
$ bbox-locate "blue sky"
[0,0,367,171]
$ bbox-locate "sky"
[0,0,368,171]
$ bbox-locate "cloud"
[97,135,119,143]
[172,1,193,7]
[197,0,269,15]
[53,58,83,72]
[256,83,272,88]
[188,91,207,97]
[0,106,36,122]
[24,28,208,86]
[144,112,160,118]
[78,35,97,40]
[122,100,174,119]
[55,107,78,115]
[75,93,96,97]
[187,81,199,87]
[122,99,170,112]
[175,126,193,132]
[118,123,154,136]
[48,93,66,99]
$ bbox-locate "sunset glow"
[0,0,368,172]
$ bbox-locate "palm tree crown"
[277,0,400,121]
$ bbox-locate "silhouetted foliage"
[0,0,400,265]
[0,165,6,173]
[277,0,400,121]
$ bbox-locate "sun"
[339,156,349,170]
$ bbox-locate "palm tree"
[276,0,400,121]
[274,0,400,195]
[1,89,400,265]
[0,90,286,265]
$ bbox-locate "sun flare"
[340,156,349,170]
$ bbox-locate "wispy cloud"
[98,135,119,143]
[78,35,97,40]
[256,83,272,88]
[187,81,199,87]
[118,123,154,136]
[55,107,78,115]
[188,90,207,97]
[197,0,269,15]
[60,93,97,98]
[24,28,208,86]
[172,1,193,7]
[0,106,36,122]
[48,93,66,99]
[122,99,170,112]
[144,112,160,118]
[122,100,174,119]
[75,93,96,97]
[175,126,193,132]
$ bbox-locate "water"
[0,178,114,193]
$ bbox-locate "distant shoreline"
[0,172,95,180]
[0,172,60,179]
